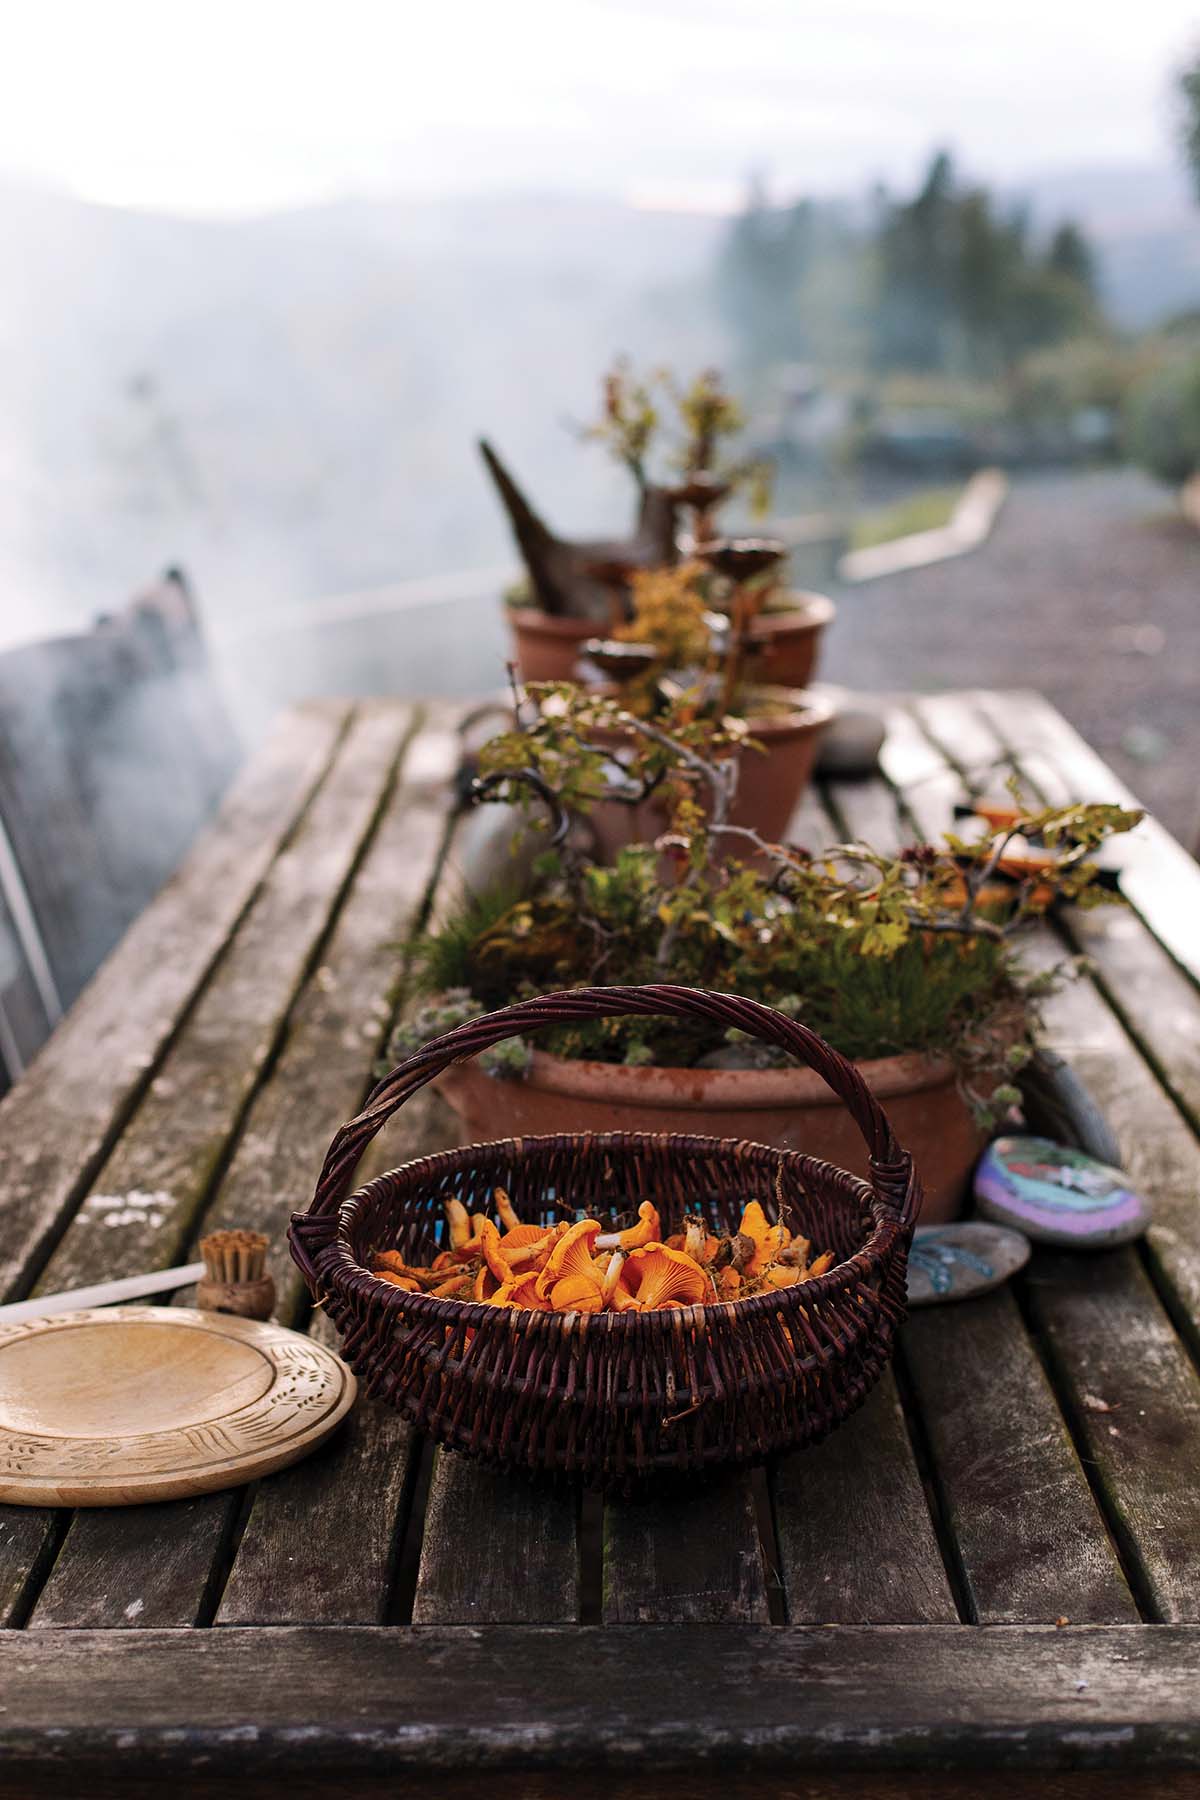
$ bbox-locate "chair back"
[0,568,240,1079]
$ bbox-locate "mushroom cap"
[548,1270,605,1313]
[536,1219,602,1298]
[498,1224,563,1271]
[489,1270,552,1310]
[499,1222,551,1250]
[737,1200,789,1276]
[475,1219,513,1284]
[473,1262,503,1300]
[616,1244,708,1310]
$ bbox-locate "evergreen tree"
[713,154,1101,382]
[1180,50,1200,203]
[873,150,960,371]
[1046,223,1095,292]
[715,179,816,369]
[870,154,1097,375]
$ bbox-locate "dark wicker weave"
[290,984,922,1488]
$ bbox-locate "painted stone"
[907,1221,1030,1307]
[974,1135,1149,1247]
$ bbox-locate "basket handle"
[296,985,922,1240]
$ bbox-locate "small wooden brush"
[197,1229,275,1320]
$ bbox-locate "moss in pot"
[396,700,1141,1222]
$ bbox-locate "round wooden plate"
[0,1306,357,1506]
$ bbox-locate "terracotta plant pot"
[437,1047,981,1225]
[588,687,835,860]
[506,604,597,683]
[745,592,836,689]
[506,591,836,689]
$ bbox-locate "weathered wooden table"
[2,691,1200,1798]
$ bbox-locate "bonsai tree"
[583,362,773,537]
[393,682,1141,1126]
[482,362,781,623]
[585,558,795,719]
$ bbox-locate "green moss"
[848,485,962,551]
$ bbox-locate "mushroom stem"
[444,1198,472,1251]
[494,1187,522,1232]
[600,1250,625,1303]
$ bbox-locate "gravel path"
[823,467,1200,848]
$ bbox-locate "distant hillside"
[1014,163,1200,328]
[0,164,1196,670]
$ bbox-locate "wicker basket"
[289,984,922,1489]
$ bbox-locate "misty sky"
[1,0,1196,215]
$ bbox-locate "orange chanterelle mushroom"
[366,1190,834,1313]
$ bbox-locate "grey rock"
[907,1221,1031,1307]
[814,707,886,779]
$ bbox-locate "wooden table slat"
[904,1292,1137,1623]
[911,690,1200,1349]
[5,1624,1200,1783]
[932,691,1200,1134]
[602,1471,771,1623]
[970,687,1200,988]
[773,1373,959,1624]
[218,711,469,1627]
[217,1314,420,1627]
[414,1453,581,1624]
[1025,1242,1200,1624]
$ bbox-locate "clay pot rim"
[443,1043,959,1110]
[752,591,836,634]
[587,683,836,743]
[737,685,836,739]
[506,607,601,643]
[505,592,835,640]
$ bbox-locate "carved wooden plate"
[0,1306,357,1506]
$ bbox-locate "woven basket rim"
[312,1128,904,1338]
